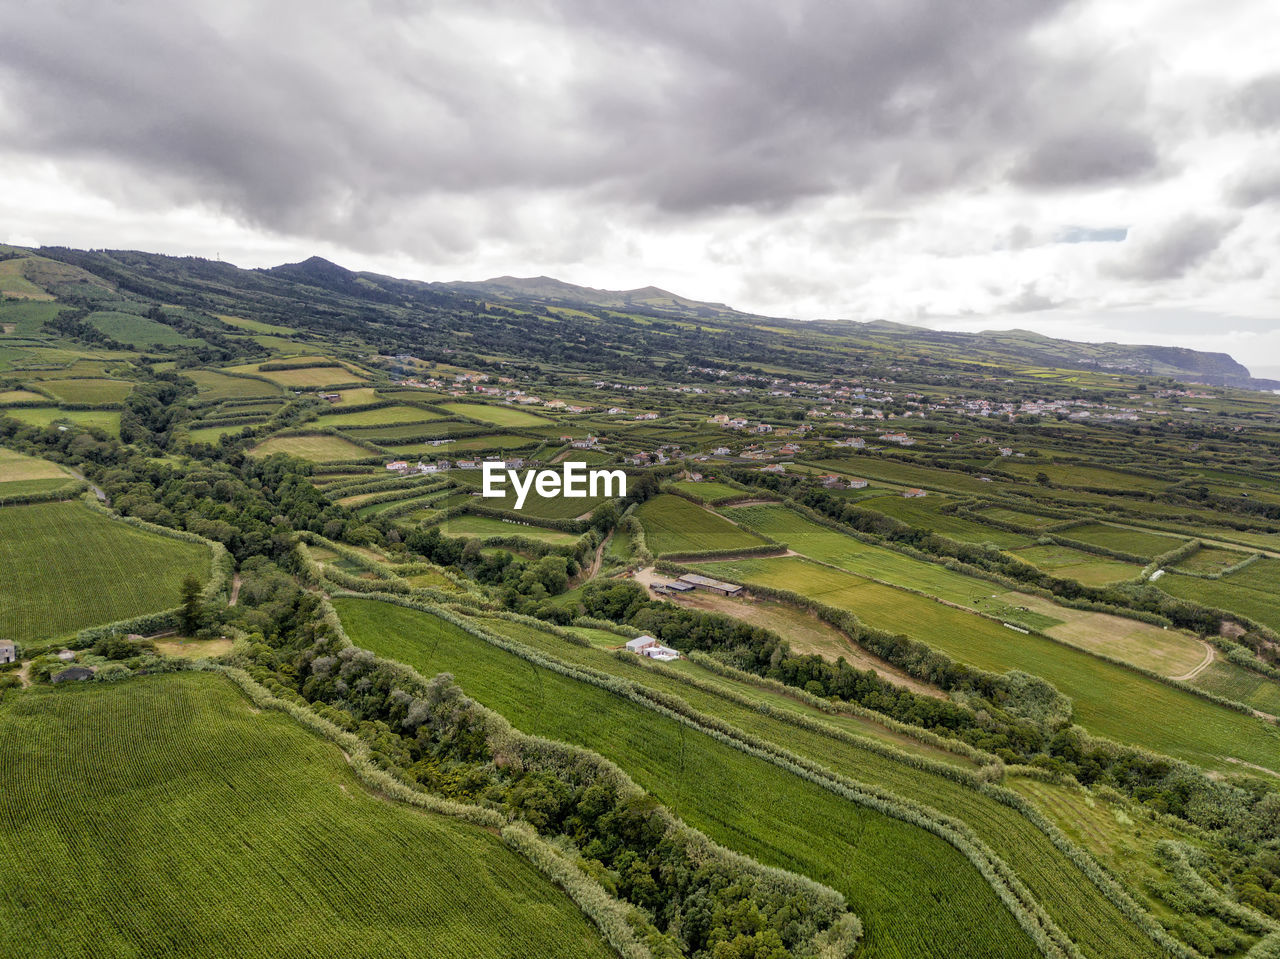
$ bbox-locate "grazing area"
[1008,543,1142,586]
[0,673,615,959]
[86,310,202,347]
[335,597,1043,959]
[318,404,444,427]
[33,378,134,405]
[1156,573,1280,633]
[437,402,555,427]
[669,480,746,503]
[636,494,769,555]
[182,369,283,400]
[249,434,373,462]
[0,448,75,496]
[856,495,1032,547]
[436,513,583,545]
[0,501,212,643]
[694,554,1280,774]
[3,407,122,436]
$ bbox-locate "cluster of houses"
[385,457,525,474]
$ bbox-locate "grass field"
[0,257,53,299]
[1171,546,1254,575]
[692,555,1280,774]
[669,480,746,503]
[216,313,295,334]
[1157,572,1280,633]
[182,369,283,400]
[33,378,133,405]
[436,513,582,545]
[1,407,122,437]
[0,447,72,491]
[318,404,444,427]
[1009,543,1141,586]
[979,505,1061,528]
[1000,462,1169,491]
[334,597,1042,959]
[231,362,367,388]
[0,500,212,643]
[187,422,261,443]
[0,389,48,404]
[87,311,202,347]
[0,673,615,959]
[1059,523,1188,559]
[1192,660,1280,715]
[636,494,768,555]
[382,434,539,456]
[249,434,373,462]
[451,471,610,518]
[855,495,1031,547]
[437,402,555,427]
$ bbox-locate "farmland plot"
[636,494,768,555]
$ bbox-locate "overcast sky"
[2,1,1279,373]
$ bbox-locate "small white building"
[0,639,15,665]
[625,635,659,654]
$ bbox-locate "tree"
[179,574,204,635]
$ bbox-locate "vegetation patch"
[438,402,556,427]
[636,494,768,556]
[1009,543,1142,586]
[249,434,373,462]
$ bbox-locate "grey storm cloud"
[1231,73,1280,128]
[1226,164,1280,207]
[0,0,1169,256]
[1105,215,1239,282]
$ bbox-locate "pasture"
[383,434,538,456]
[979,505,1060,529]
[1157,574,1280,633]
[187,422,260,443]
[1172,546,1255,575]
[0,447,71,487]
[436,513,582,545]
[1009,543,1141,586]
[249,434,373,462]
[2,407,122,437]
[232,362,367,388]
[1059,522,1188,559]
[318,404,444,427]
[0,500,212,643]
[335,597,1042,959]
[0,389,48,404]
[0,674,614,959]
[692,555,1280,774]
[33,378,134,405]
[87,311,201,347]
[856,495,1031,547]
[182,369,282,400]
[635,494,768,555]
[669,480,745,503]
[436,402,554,428]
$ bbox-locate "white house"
[625,635,658,654]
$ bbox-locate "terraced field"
[1059,522,1188,558]
[335,597,1042,959]
[437,402,555,427]
[249,434,373,462]
[436,513,582,545]
[1009,543,1142,586]
[637,494,769,555]
[181,369,283,400]
[845,494,1031,547]
[3,407,122,437]
[34,378,134,405]
[0,500,213,644]
[692,554,1280,774]
[0,673,615,959]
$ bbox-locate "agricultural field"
[856,495,1032,547]
[2,407,122,437]
[181,369,283,400]
[436,513,582,545]
[1008,543,1142,586]
[0,256,53,299]
[187,422,261,443]
[451,471,610,518]
[1058,522,1189,558]
[0,500,212,644]
[317,404,444,427]
[999,461,1170,491]
[811,457,1006,495]
[978,505,1064,529]
[382,434,538,456]
[635,494,769,555]
[335,597,1043,959]
[437,402,555,427]
[87,310,202,347]
[249,434,373,462]
[692,555,1280,774]
[215,313,295,334]
[1170,545,1254,575]
[0,448,77,497]
[668,480,746,503]
[0,389,48,403]
[230,362,367,388]
[32,378,134,405]
[0,674,615,959]
[1156,572,1280,633]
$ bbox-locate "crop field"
[1059,522,1188,558]
[231,362,367,388]
[669,480,745,503]
[2,407,122,437]
[0,448,72,492]
[1156,573,1280,633]
[812,457,1004,495]
[382,434,538,456]
[181,369,282,400]
[855,495,1031,547]
[87,310,202,347]
[0,256,53,299]
[991,592,1207,676]
[979,505,1062,529]
[0,674,615,959]
[0,299,65,336]
[33,378,134,405]
[635,494,768,555]
[1170,546,1253,575]
[0,389,48,403]
[1224,557,1280,592]
[318,404,444,427]
[335,597,1042,959]
[1192,661,1280,715]
[215,313,295,334]
[999,462,1169,491]
[436,402,554,427]
[436,514,582,545]
[692,555,1280,774]
[0,501,212,643]
[187,422,261,443]
[451,472,610,518]
[1008,544,1141,586]
[249,434,373,462]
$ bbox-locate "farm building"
[51,665,95,684]
[625,635,658,653]
[849,478,869,489]
[0,639,16,664]
[678,573,743,596]
[651,580,695,595]
[903,488,927,498]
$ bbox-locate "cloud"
[1225,163,1280,207]
[1230,73,1280,128]
[1003,283,1066,313]
[1010,127,1160,188]
[1054,225,1128,243]
[1104,215,1239,281]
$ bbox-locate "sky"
[2,1,1279,374]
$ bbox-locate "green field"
[0,501,212,643]
[319,404,444,427]
[382,434,538,456]
[979,505,1061,529]
[855,495,1031,547]
[1000,462,1169,492]
[1009,543,1141,586]
[230,362,367,388]
[437,402,555,427]
[0,447,72,490]
[0,389,48,404]
[451,471,610,518]
[636,494,768,555]
[1171,546,1254,575]
[1,406,122,437]
[0,673,615,959]
[1192,660,1280,715]
[182,369,283,400]
[1059,522,1188,559]
[187,422,261,443]
[87,311,202,347]
[249,434,373,462]
[668,480,745,503]
[693,555,1280,774]
[1157,572,1280,633]
[33,378,133,405]
[334,597,1042,959]
[436,513,582,544]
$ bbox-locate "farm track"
[1170,641,1215,682]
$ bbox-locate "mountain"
[435,275,747,319]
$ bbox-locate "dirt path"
[228,573,242,607]
[584,532,610,581]
[68,468,108,503]
[16,662,31,688]
[1170,641,1215,682]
